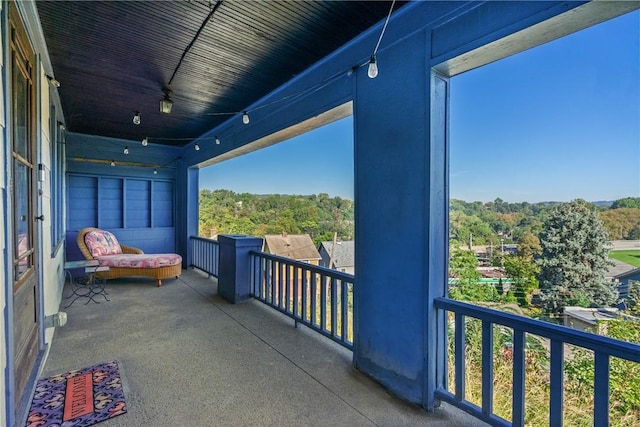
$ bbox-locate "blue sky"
[200,10,639,203]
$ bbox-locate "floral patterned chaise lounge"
[77,227,182,287]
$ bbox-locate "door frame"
[5,2,45,425]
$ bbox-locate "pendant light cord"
[168,0,223,87]
[372,0,396,57]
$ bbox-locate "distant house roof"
[615,267,640,280]
[263,233,321,261]
[607,259,636,279]
[319,241,354,269]
[563,307,619,325]
[477,267,508,279]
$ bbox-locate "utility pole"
[328,232,338,269]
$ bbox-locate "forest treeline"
[450,196,640,246]
[199,189,354,245]
[199,190,640,246]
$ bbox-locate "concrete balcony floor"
[41,269,487,426]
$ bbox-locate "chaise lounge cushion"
[84,230,123,257]
[96,253,182,269]
[77,227,182,287]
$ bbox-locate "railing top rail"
[250,250,355,282]
[435,297,640,362]
[190,235,220,244]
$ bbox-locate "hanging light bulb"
[123,146,129,155]
[46,75,61,88]
[110,160,116,166]
[153,169,158,175]
[142,137,148,146]
[215,136,221,145]
[367,55,378,79]
[194,143,200,151]
[133,112,141,125]
[242,111,250,124]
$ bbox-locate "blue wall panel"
[153,181,173,227]
[125,179,151,228]
[100,178,123,229]
[67,175,98,230]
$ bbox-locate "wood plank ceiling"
[37,1,406,147]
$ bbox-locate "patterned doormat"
[26,360,127,427]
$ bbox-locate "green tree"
[517,232,541,260]
[537,200,617,313]
[449,248,499,302]
[503,254,539,306]
[611,197,640,209]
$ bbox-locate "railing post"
[218,234,263,303]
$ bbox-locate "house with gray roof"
[318,240,355,274]
[614,267,640,306]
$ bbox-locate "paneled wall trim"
[66,173,176,259]
[67,174,174,231]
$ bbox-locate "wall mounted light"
[160,89,173,114]
[38,164,46,182]
[142,137,148,146]
[215,136,221,145]
[133,112,141,125]
[242,111,250,124]
[58,122,66,131]
[46,75,61,87]
[194,143,200,151]
[123,146,129,155]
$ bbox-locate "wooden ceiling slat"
[37,0,406,146]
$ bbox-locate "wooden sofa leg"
[157,279,162,287]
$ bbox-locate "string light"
[133,112,141,125]
[142,137,148,146]
[367,0,395,79]
[242,111,250,124]
[194,143,200,151]
[367,55,378,78]
[123,146,129,155]
[46,75,61,87]
[215,136,221,145]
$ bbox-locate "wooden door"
[9,2,39,406]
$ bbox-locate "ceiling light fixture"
[110,160,116,166]
[46,75,61,87]
[242,111,250,124]
[194,143,200,151]
[153,169,158,174]
[133,112,141,125]
[123,146,129,155]
[142,137,148,146]
[215,136,221,145]
[160,89,173,114]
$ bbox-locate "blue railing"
[435,297,640,427]
[249,251,354,349]
[190,236,220,277]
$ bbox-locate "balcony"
[42,268,485,426]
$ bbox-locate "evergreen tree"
[537,200,617,313]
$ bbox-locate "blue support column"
[218,234,263,304]
[353,29,444,406]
